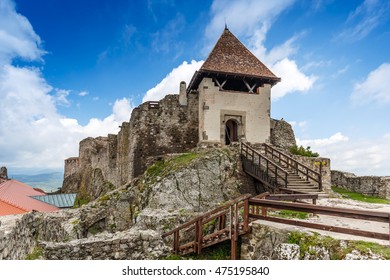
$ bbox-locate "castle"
[62,28,294,198]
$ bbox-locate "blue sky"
[1,0,390,176]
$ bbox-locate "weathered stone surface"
[273,243,300,260]
[41,228,170,260]
[270,119,296,150]
[292,155,332,193]
[1,147,252,260]
[344,249,384,260]
[62,94,199,201]
[332,170,390,199]
[0,166,8,179]
[240,220,388,260]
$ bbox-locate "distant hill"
[11,172,63,193]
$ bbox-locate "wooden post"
[262,206,267,217]
[197,219,203,254]
[388,214,390,245]
[243,198,249,232]
[173,230,179,254]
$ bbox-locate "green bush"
[289,145,319,157]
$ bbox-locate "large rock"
[270,119,296,150]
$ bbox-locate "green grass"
[271,210,310,219]
[287,231,390,260]
[332,186,390,204]
[25,246,43,260]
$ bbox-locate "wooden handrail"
[162,193,251,238]
[249,198,390,242]
[241,142,289,189]
[262,143,322,191]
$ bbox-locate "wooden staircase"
[241,142,323,193]
[162,194,251,259]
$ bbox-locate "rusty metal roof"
[187,28,280,92]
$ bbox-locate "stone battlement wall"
[331,170,390,199]
[62,93,199,199]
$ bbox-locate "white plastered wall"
[198,77,270,144]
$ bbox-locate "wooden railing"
[262,143,322,191]
[162,194,251,260]
[241,142,288,189]
[249,197,390,242]
[163,194,390,259]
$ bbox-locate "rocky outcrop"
[270,119,296,150]
[62,94,199,201]
[1,147,251,259]
[332,170,390,199]
[0,166,7,179]
[241,220,387,260]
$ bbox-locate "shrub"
[289,145,319,157]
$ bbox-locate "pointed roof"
[203,28,278,78]
[187,28,280,92]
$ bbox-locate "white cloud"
[78,91,88,97]
[205,0,295,46]
[351,63,390,104]
[297,132,390,176]
[271,58,317,100]
[337,0,390,41]
[142,60,203,102]
[0,65,134,170]
[205,0,315,100]
[0,0,44,64]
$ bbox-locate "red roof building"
[0,179,59,216]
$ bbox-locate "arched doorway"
[225,119,238,145]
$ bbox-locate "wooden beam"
[251,215,390,241]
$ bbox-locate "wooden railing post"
[243,199,249,232]
[196,219,203,254]
[174,230,180,254]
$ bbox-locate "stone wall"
[41,229,170,260]
[270,119,296,150]
[331,170,390,199]
[241,220,385,260]
[62,94,199,199]
[291,155,331,193]
[0,166,8,179]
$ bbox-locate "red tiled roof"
[0,179,58,216]
[200,28,279,79]
[187,28,280,92]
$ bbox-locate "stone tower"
[0,166,8,179]
[187,27,280,145]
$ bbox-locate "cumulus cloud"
[351,63,390,104]
[0,1,134,171]
[205,0,316,100]
[271,58,317,100]
[142,60,203,102]
[297,132,390,176]
[0,0,44,64]
[0,65,134,170]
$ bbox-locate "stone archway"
[225,119,239,145]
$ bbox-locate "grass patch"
[25,246,43,260]
[332,186,390,204]
[287,231,390,260]
[349,240,390,259]
[271,210,309,220]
